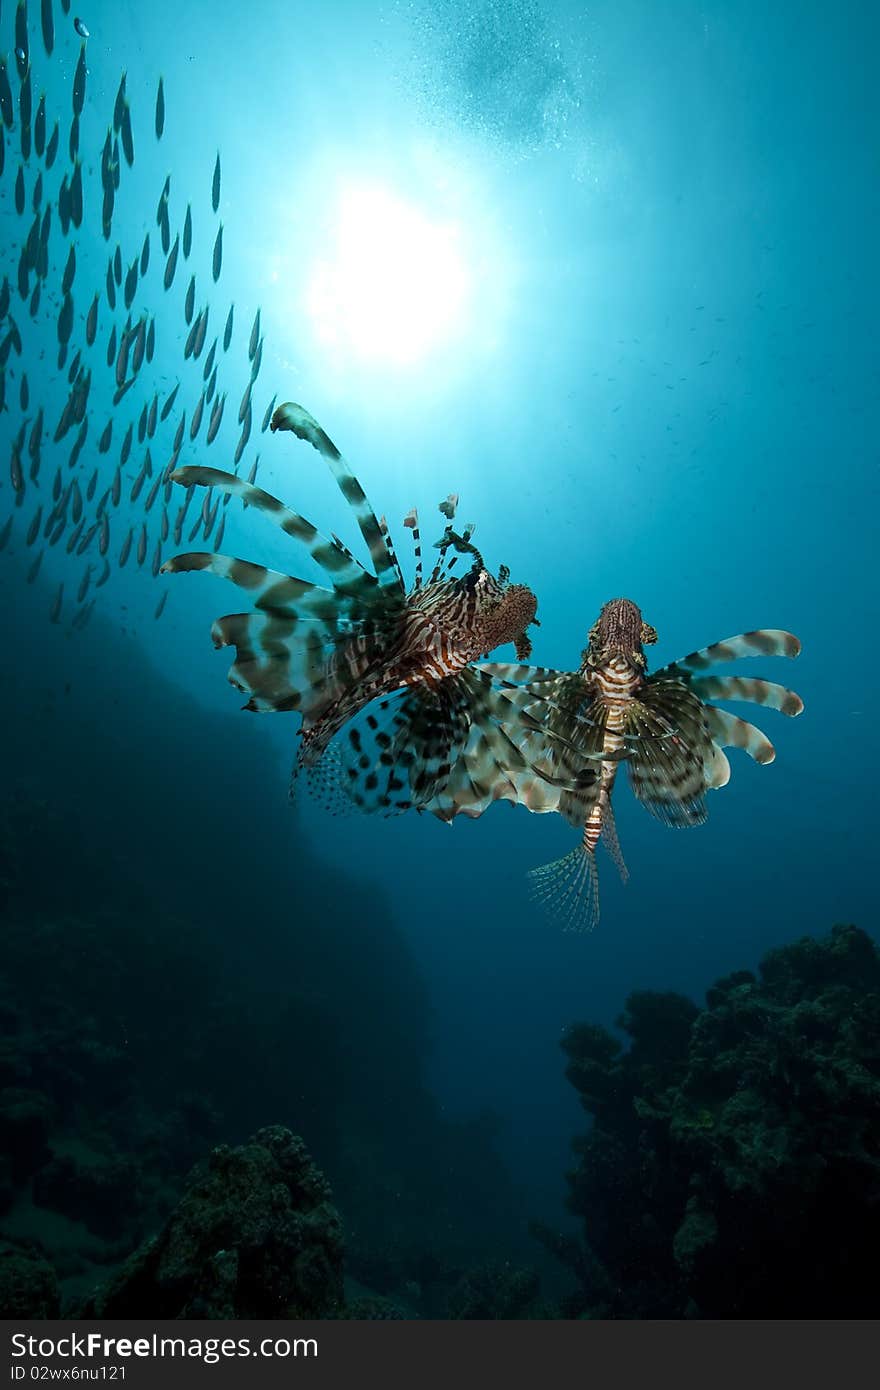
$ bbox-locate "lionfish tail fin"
[528,845,600,932]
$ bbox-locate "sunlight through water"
[304,184,471,365]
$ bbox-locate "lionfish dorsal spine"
[270,401,406,596]
[168,465,380,602]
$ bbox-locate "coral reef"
[544,925,880,1318]
[0,1243,60,1318]
[78,1128,344,1319]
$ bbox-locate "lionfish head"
[586,597,657,669]
[474,573,539,661]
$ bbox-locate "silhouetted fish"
[121,100,134,166]
[27,506,43,547]
[164,234,179,290]
[45,120,59,166]
[206,392,225,444]
[70,160,83,226]
[155,76,164,139]
[62,246,76,297]
[35,93,46,155]
[212,224,223,282]
[212,152,221,211]
[15,3,30,78]
[0,60,13,130]
[190,391,205,439]
[160,382,180,422]
[124,258,138,310]
[42,0,55,55]
[50,583,64,624]
[73,43,87,115]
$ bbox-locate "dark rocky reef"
[0,589,529,1317]
[541,924,880,1318]
[78,1127,344,1319]
[0,1243,61,1318]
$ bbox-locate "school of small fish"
[0,0,266,633]
[0,4,805,929]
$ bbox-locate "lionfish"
[161,402,592,811]
[419,597,804,928]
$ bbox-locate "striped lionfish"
[416,598,803,928]
[161,402,594,811]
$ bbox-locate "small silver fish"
[50,582,64,624]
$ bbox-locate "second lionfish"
[396,597,803,928]
[161,403,594,810]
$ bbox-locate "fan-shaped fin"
[626,679,712,828]
[209,610,389,722]
[528,845,600,932]
[705,707,776,764]
[315,679,475,816]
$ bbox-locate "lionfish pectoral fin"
[528,844,600,933]
[270,401,406,594]
[688,674,804,717]
[625,683,712,828]
[167,465,383,601]
[654,629,802,679]
[291,739,358,819]
[704,741,731,789]
[705,707,776,764]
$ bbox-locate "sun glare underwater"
[0,0,877,1322]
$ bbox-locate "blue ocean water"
[0,0,876,1318]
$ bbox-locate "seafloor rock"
[546,924,880,1319]
[0,1243,61,1318]
[78,1126,344,1318]
[33,1150,137,1240]
[0,1088,53,1183]
[446,1261,542,1319]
